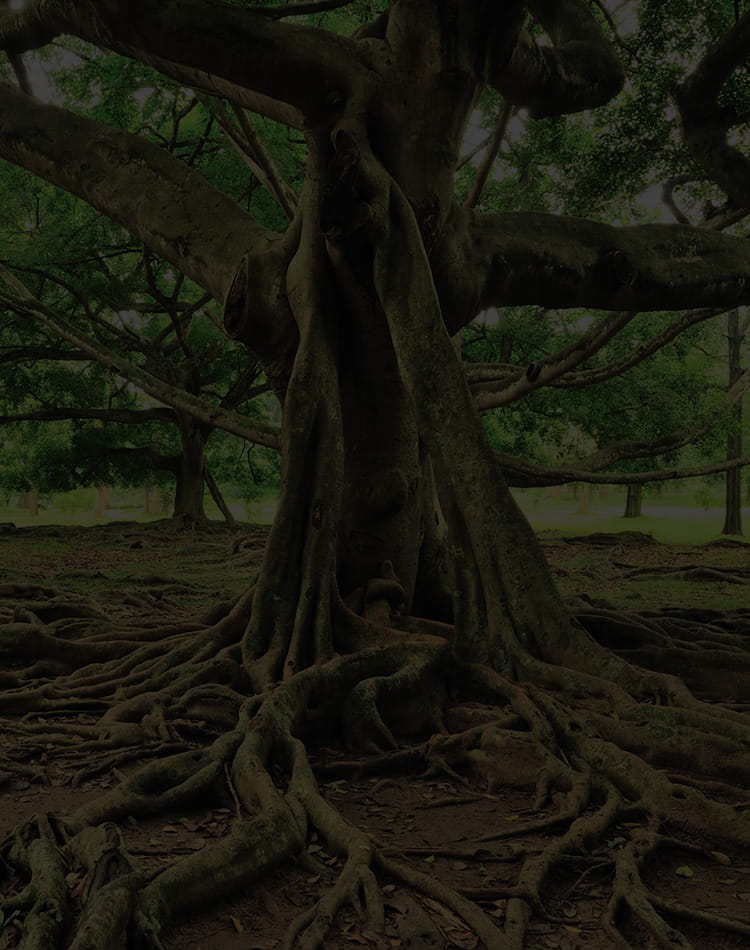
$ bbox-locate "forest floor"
[0,519,749,949]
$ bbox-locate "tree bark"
[723,309,744,536]
[93,484,109,519]
[24,489,38,517]
[624,483,643,518]
[172,416,208,522]
[144,484,161,515]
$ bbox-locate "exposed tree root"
[2,581,750,949]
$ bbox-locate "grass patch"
[516,499,748,545]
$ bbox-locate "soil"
[1,519,749,949]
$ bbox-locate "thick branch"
[467,306,725,410]
[0,81,273,304]
[0,0,372,128]
[490,0,625,117]
[0,408,174,425]
[499,452,750,488]
[469,210,750,314]
[0,345,89,363]
[470,309,638,411]
[675,10,750,209]
[209,100,298,220]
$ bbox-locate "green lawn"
[517,498,748,544]
[2,487,748,546]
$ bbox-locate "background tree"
[722,308,748,533]
[1,2,750,948]
[0,122,278,521]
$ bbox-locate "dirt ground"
[1,519,749,949]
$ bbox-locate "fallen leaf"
[230,915,244,932]
[675,865,694,878]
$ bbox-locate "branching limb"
[573,368,749,471]
[0,0,373,128]
[433,200,750,335]
[495,450,750,489]
[470,309,639,410]
[0,82,272,304]
[208,99,298,220]
[548,306,725,390]
[467,305,725,410]
[0,407,175,425]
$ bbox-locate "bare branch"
[661,174,701,226]
[209,99,298,221]
[457,132,493,171]
[550,307,725,390]
[499,451,750,488]
[0,345,89,363]
[467,305,727,411]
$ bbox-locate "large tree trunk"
[231,10,631,693]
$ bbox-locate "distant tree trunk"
[576,483,590,514]
[93,484,109,519]
[24,489,38,517]
[172,415,209,522]
[723,309,744,536]
[144,484,161,515]
[624,483,643,518]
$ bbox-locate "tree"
[722,308,747,534]
[0,78,279,522]
[2,2,750,947]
